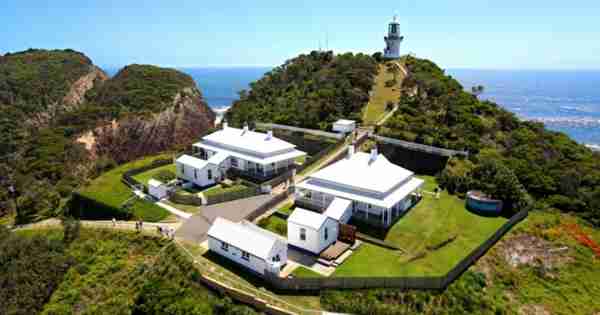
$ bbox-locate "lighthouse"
[383,15,404,59]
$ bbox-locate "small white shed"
[148,179,169,200]
[176,154,222,187]
[208,218,287,276]
[332,119,356,134]
[287,208,338,254]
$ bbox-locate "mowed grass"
[132,163,176,187]
[202,183,249,197]
[362,62,404,125]
[334,176,508,277]
[258,215,287,237]
[292,266,325,278]
[79,154,172,222]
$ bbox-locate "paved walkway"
[156,201,192,219]
[175,194,274,243]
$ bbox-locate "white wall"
[333,123,355,134]
[287,218,338,254]
[176,162,220,187]
[148,184,168,200]
[208,237,265,275]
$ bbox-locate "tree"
[471,85,485,97]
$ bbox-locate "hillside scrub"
[382,56,600,225]
[226,50,377,129]
[0,49,214,225]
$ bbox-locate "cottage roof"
[288,208,329,230]
[324,197,352,221]
[201,126,297,155]
[208,217,283,260]
[310,152,413,194]
[176,154,209,170]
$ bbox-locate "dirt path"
[362,62,406,125]
[13,218,182,234]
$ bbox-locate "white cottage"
[192,122,306,182]
[207,218,287,276]
[287,208,339,254]
[176,154,223,187]
[295,147,424,227]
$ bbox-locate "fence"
[265,209,528,291]
[296,136,348,174]
[256,122,344,140]
[169,191,204,206]
[372,134,468,157]
[205,185,262,205]
[246,190,291,222]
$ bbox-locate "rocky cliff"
[82,64,215,163]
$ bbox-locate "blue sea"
[104,67,600,147]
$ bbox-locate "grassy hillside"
[1,225,260,315]
[322,211,600,315]
[362,62,405,125]
[226,50,377,129]
[381,56,600,225]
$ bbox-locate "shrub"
[154,170,176,182]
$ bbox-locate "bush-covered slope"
[226,51,377,129]
[88,64,200,115]
[381,56,600,224]
[0,50,215,225]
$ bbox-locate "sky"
[1,0,599,70]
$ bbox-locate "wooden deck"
[320,241,351,261]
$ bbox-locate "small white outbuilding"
[287,208,338,254]
[332,119,356,134]
[324,197,353,224]
[148,179,169,200]
[175,154,222,187]
[207,217,287,276]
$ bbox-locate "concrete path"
[176,194,274,243]
[156,201,193,219]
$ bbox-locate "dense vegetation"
[1,225,260,315]
[0,49,213,225]
[226,50,377,129]
[87,64,198,116]
[381,56,600,223]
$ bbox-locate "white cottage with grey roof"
[207,217,287,276]
[190,122,306,182]
[295,147,424,227]
[287,208,339,254]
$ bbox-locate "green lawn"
[162,200,200,214]
[334,176,508,277]
[202,183,249,197]
[79,154,172,222]
[132,164,176,187]
[278,202,295,216]
[291,266,325,278]
[258,215,287,237]
[362,62,405,125]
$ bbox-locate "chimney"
[243,122,249,133]
[266,130,273,140]
[222,120,228,129]
[370,147,378,162]
[347,145,355,159]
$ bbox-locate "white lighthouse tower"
[383,15,404,59]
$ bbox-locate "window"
[241,251,250,261]
[194,169,198,180]
[208,169,213,180]
[324,227,329,240]
[221,241,229,252]
[272,255,280,262]
[300,228,306,241]
[231,158,238,167]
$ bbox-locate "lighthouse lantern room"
[383,15,404,59]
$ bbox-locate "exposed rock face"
[63,66,108,107]
[90,87,215,163]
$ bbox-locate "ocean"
[104,67,600,147]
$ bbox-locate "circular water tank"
[466,191,503,215]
